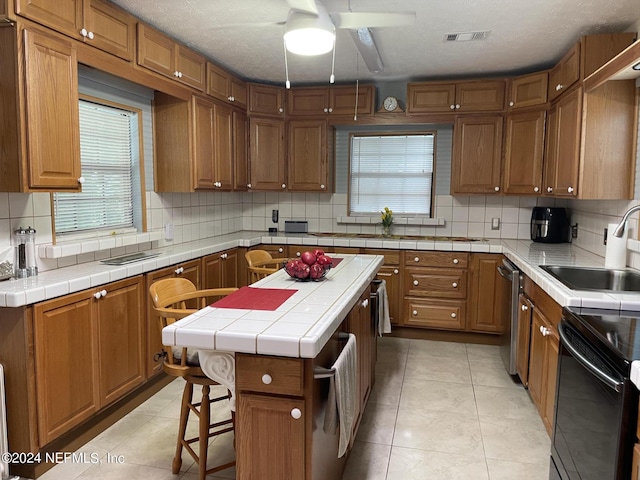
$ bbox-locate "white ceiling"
[111,0,640,86]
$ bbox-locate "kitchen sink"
[540,265,640,292]
[308,232,484,241]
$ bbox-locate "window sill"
[38,231,162,259]
[336,216,445,226]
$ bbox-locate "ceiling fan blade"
[350,28,384,73]
[208,21,285,29]
[331,11,416,29]
[286,0,318,15]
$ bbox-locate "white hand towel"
[378,280,392,336]
[323,333,358,458]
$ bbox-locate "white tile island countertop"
[162,253,384,358]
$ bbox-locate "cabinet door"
[249,117,286,190]
[84,0,135,61]
[175,44,206,91]
[233,110,249,190]
[451,116,503,194]
[33,291,98,446]
[548,43,580,102]
[193,96,215,189]
[248,83,285,117]
[542,329,559,435]
[145,268,175,377]
[24,28,82,190]
[136,23,175,78]
[407,82,456,113]
[287,119,328,192]
[516,294,533,386]
[287,87,329,116]
[468,254,508,334]
[230,77,247,108]
[544,88,582,196]
[375,265,401,326]
[347,290,372,432]
[528,309,546,414]
[213,102,234,190]
[455,80,506,112]
[206,61,230,101]
[16,0,83,39]
[237,394,305,480]
[96,277,144,406]
[503,109,545,195]
[330,85,374,116]
[508,72,548,109]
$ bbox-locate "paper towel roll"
[605,223,627,269]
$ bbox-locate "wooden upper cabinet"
[212,101,234,190]
[507,71,548,109]
[451,115,503,194]
[206,62,247,108]
[503,109,546,195]
[192,96,216,189]
[548,43,580,102]
[16,0,135,60]
[137,23,205,90]
[407,80,505,113]
[249,117,286,190]
[287,85,374,116]
[248,83,285,117]
[233,110,249,191]
[287,119,328,192]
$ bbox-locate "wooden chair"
[245,249,288,283]
[149,278,238,480]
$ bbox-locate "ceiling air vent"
[444,31,490,42]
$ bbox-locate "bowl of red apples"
[282,249,333,281]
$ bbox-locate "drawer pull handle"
[393,269,399,274]
[521,304,528,311]
[452,259,459,264]
[413,280,419,286]
[261,374,272,385]
[452,282,458,288]
[291,408,302,419]
[412,310,418,316]
[451,312,457,318]
[414,257,420,262]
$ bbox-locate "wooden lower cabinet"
[404,299,466,330]
[364,249,402,326]
[633,444,640,480]
[33,276,144,446]
[145,259,202,377]
[203,249,238,290]
[516,294,534,385]
[467,254,509,333]
[347,289,373,433]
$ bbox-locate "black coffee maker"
[530,207,570,243]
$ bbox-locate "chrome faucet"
[613,204,640,237]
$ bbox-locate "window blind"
[54,101,135,234]
[349,134,434,215]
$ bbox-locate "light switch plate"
[491,218,500,230]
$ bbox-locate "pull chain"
[283,38,291,89]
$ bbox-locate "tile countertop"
[0,231,637,312]
[162,254,384,358]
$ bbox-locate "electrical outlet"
[164,223,174,241]
[491,218,500,230]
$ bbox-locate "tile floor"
[35,338,550,480]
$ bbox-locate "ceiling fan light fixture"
[284,8,335,56]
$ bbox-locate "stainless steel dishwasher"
[497,258,522,375]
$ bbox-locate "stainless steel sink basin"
[540,265,640,292]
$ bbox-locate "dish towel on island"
[323,333,358,458]
[378,280,392,336]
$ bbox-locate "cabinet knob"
[393,269,399,274]
[281,183,286,189]
[174,71,180,77]
[412,310,418,316]
[328,107,333,113]
[451,312,457,318]
[494,186,500,192]
[296,251,301,257]
[278,107,284,113]
[452,282,458,288]
[547,186,553,193]
[455,104,461,109]
[247,183,252,189]
[521,304,528,311]
[509,101,514,107]
[87,31,94,40]
[261,374,272,385]
[567,186,574,193]
[100,289,107,297]
[534,186,539,193]
[291,408,302,419]
[175,267,183,275]
[278,248,284,253]
[178,72,183,78]
[78,176,85,184]
[452,258,459,264]
[360,298,369,308]
[80,28,88,37]
[323,108,329,113]
[449,104,456,110]
[413,280,419,286]
[556,84,563,91]
[414,256,420,262]
[320,184,325,189]
[93,291,102,299]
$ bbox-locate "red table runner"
[211,286,297,311]
[331,257,343,268]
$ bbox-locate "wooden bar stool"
[245,249,288,282]
[149,278,238,479]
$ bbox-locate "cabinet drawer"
[364,248,399,265]
[236,354,304,396]
[405,268,467,298]
[403,299,466,330]
[405,252,469,268]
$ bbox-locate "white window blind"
[54,100,135,234]
[349,133,434,215]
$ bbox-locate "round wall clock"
[379,96,404,113]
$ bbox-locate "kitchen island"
[161,253,384,480]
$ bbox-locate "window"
[349,133,435,216]
[53,97,145,236]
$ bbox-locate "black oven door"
[553,320,634,480]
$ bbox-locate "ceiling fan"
[218,0,416,74]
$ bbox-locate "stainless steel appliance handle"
[558,322,623,392]
[497,265,513,280]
